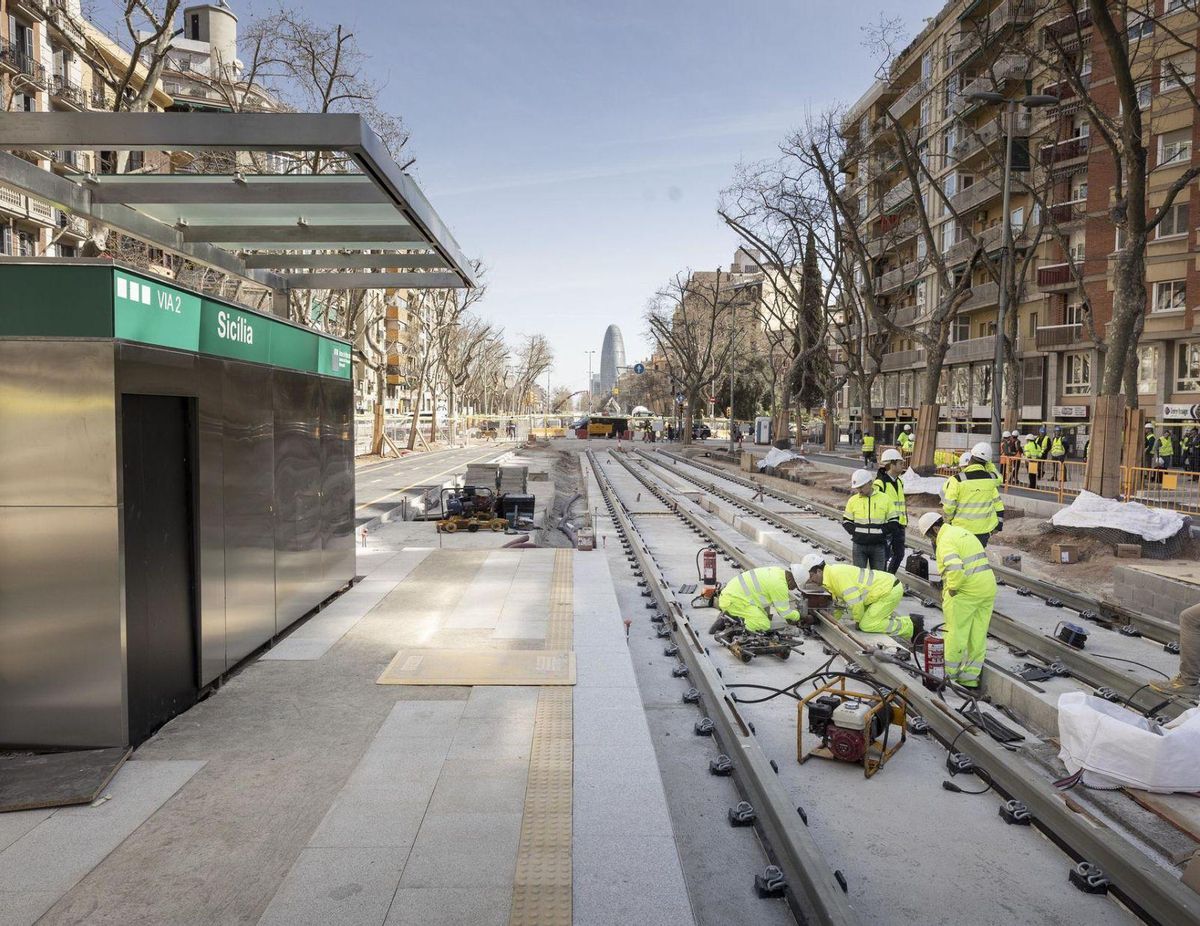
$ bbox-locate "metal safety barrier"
[1121,465,1200,515]
[999,456,1089,505]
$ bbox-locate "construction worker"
[1160,428,1176,469]
[844,468,890,571]
[875,448,907,574]
[1186,426,1200,472]
[798,552,921,641]
[916,512,996,689]
[862,429,876,466]
[1144,423,1157,469]
[1048,426,1067,483]
[898,424,914,455]
[1001,431,1021,484]
[1022,433,1042,489]
[712,563,805,634]
[1151,600,1200,698]
[943,442,1004,546]
[1036,427,1052,462]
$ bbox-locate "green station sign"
[0,265,352,377]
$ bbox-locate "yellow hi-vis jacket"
[1050,437,1066,458]
[874,470,907,526]
[943,463,1004,535]
[820,564,898,624]
[862,434,876,451]
[935,524,996,597]
[717,566,801,633]
[1023,439,1042,459]
[843,488,890,545]
[898,431,913,451]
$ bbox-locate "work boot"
[1150,675,1200,699]
[908,614,925,644]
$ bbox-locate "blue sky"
[241,0,933,391]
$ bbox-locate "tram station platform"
[0,519,694,926]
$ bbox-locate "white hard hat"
[850,468,875,489]
[904,424,912,431]
[1146,423,1154,429]
[958,451,972,468]
[880,448,904,464]
[795,554,825,582]
[970,441,993,462]
[1003,430,1012,438]
[917,511,943,537]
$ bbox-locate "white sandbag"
[899,469,946,498]
[1050,490,1184,542]
[1057,691,1200,793]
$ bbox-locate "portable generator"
[691,545,723,608]
[798,678,907,777]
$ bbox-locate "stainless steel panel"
[320,378,356,596]
[273,370,322,631]
[196,357,227,684]
[0,506,125,747]
[222,361,276,664]
[0,341,117,506]
[116,341,197,393]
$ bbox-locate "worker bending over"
[844,468,890,571]
[943,442,1004,546]
[874,448,907,574]
[898,424,914,455]
[713,564,805,634]
[917,512,997,689]
[798,553,922,641]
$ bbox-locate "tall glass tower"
[600,325,625,395]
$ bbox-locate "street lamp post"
[967,91,1058,463]
[584,349,596,441]
[728,302,737,454]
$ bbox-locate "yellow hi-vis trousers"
[856,581,913,639]
[943,587,995,687]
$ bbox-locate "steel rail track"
[606,449,1200,926]
[585,450,861,926]
[673,449,1178,643]
[638,449,1185,720]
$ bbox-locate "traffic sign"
[634,362,645,375]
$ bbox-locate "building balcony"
[58,212,89,238]
[90,87,115,110]
[1047,199,1086,225]
[949,169,1002,214]
[0,184,26,218]
[874,261,922,296]
[0,42,47,87]
[881,348,926,372]
[959,281,1000,312]
[881,178,914,213]
[27,198,58,227]
[1034,323,1091,350]
[952,0,1037,62]
[945,333,998,364]
[945,225,1005,264]
[888,77,930,121]
[952,56,1031,116]
[1044,6,1092,42]
[1039,135,1090,165]
[1036,262,1074,288]
[50,73,87,110]
[866,217,920,258]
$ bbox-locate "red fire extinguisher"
[699,546,718,586]
[921,634,945,691]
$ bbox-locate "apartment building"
[838,0,1200,444]
[1,0,174,256]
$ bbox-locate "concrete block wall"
[1112,566,1200,626]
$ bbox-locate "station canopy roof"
[0,112,475,291]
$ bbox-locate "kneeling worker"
[714,563,806,634]
[916,512,997,689]
[797,553,921,641]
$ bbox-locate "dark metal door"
[122,394,198,746]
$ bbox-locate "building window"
[899,372,913,406]
[870,378,885,407]
[952,314,971,342]
[920,96,932,128]
[1128,14,1154,40]
[1071,176,1088,201]
[951,367,969,408]
[1177,342,1200,392]
[1137,344,1159,395]
[1154,279,1187,313]
[973,364,992,406]
[1165,0,1187,12]
[1068,231,1086,263]
[1136,83,1153,110]
[1161,52,1195,92]
[1010,206,1024,228]
[1115,225,1126,251]
[1065,302,1084,326]
[916,279,927,308]
[1156,201,1189,238]
[941,220,959,252]
[1158,128,1192,166]
[1027,312,1038,337]
[1064,352,1091,395]
[936,369,949,404]
[190,13,200,39]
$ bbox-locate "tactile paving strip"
[376,648,575,685]
[508,687,572,925]
[508,550,574,925]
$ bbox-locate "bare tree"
[645,270,743,445]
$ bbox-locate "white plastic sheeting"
[1050,490,1185,542]
[899,469,946,497]
[1057,692,1200,793]
[756,447,807,470]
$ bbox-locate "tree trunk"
[682,398,695,446]
[910,341,949,473]
[447,383,456,446]
[406,370,424,451]
[372,365,386,455]
[824,386,838,451]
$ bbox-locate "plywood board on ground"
[0,747,130,813]
[378,649,576,686]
